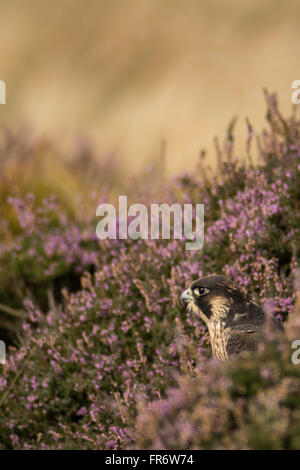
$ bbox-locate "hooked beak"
[180,289,194,306]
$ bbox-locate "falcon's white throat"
[210,296,231,319]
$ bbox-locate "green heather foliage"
[135,322,300,450]
[0,92,299,449]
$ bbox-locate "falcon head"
[180,275,249,327]
[180,275,282,361]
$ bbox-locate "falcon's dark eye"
[193,287,209,297]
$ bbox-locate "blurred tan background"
[0,0,299,175]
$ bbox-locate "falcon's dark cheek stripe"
[186,299,211,327]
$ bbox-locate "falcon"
[180,275,283,362]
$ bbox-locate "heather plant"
[0,92,299,449]
[134,330,300,450]
[135,280,300,450]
